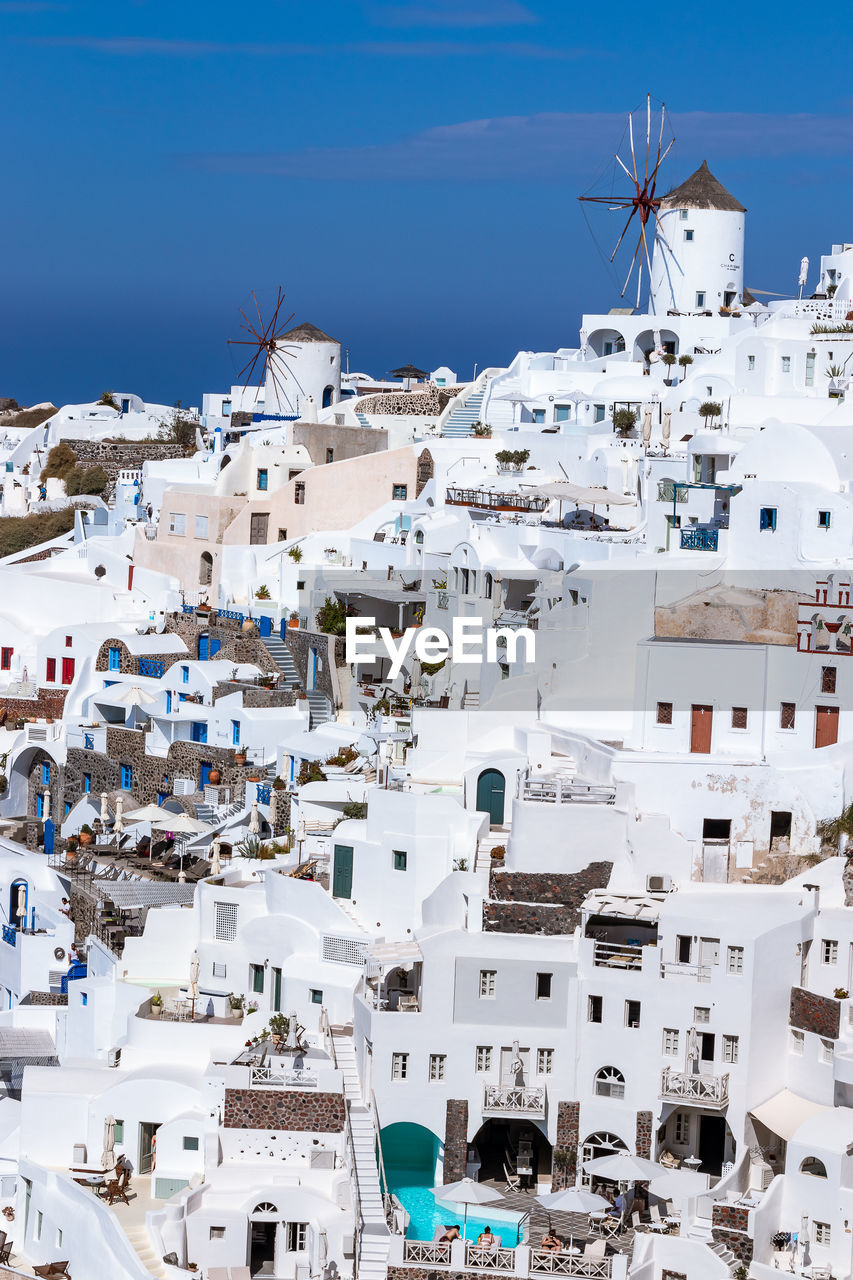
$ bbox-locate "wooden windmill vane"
[228,287,299,412]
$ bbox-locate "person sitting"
[541,1231,562,1253]
[478,1227,496,1248]
[439,1225,460,1244]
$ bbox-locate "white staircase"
[332,1028,391,1280]
[708,1240,737,1272]
[442,383,486,438]
[125,1222,168,1278]
[461,688,480,710]
[475,829,509,874]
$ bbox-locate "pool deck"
[477,1179,641,1255]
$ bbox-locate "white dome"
[730,422,840,489]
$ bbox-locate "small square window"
[429,1053,446,1081]
[294,481,306,505]
[727,946,744,974]
[212,962,226,978]
[536,972,552,1000]
[65,635,72,647]
[537,1048,553,1074]
[475,1046,492,1072]
[183,1135,200,1151]
[782,356,791,373]
[278,528,287,541]
[731,706,748,729]
[791,1029,804,1055]
[310,988,323,1004]
[822,939,838,965]
[723,1034,739,1064]
[760,506,778,531]
[391,1052,408,1080]
[210,1227,226,1240]
[656,701,673,725]
[393,850,407,871]
[821,667,837,694]
[588,995,602,1023]
[593,404,606,423]
[818,510,831,529]
[820,1038,834,1064]
[257,468,268,491]
[695,292,706,308]
[326,448,334,464]
[814,1222,831,1246]
[392,484,408,501]
[479,969,496,998]
[679,209,688,221]
[747,355,755,371]
[694,1006,710,1024]
[684,229,694,242]
[780,701,796,730]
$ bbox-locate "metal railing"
[256,784,271,804]
[522,777,616,805]
[138,658,165,679]
[659,961,712,982]
[250,1065,318,1088]
[660,1067,730,1107]
[531,1253,612,1277]
[592,941,644,970]
[1,924,15,947]
[680,528,719,552]
[483,1083,546,1115]
[466,1243,516,1271]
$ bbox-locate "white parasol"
[433,1177,504,1239]
[536,1187,611,1248]
[249,801,260,835]
[210,835,221,875]
[114,795,124,835]
[642,407,653,445]
[584,1151,665,1182]
[100,792,109,824]
[662,410,672,448]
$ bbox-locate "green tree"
[699,400,722,427]
[678,354,694,378]
[65,465,108,496]
[612,408,637,437]
[41,443,77,482]
[159,401,199,456]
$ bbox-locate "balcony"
[680,528,719,552]
[659,960,712,982]
[251,1065,318,1089]
[523,775,616,805]
[592,941,644,970]
[2,925,15,947]
[138,658,165,679]
[531,1255,613,1278]
[483,1083,546,1116]
[660,1067,729,1108]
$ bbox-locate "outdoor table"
[84,1173,105,1194]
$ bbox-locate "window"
[674,1114,690,1144]
[183,1136,200,1151]
[536,972,552,1000]
[677,935,692,963]
[818,510,831,529]
[393,850,407,871]
[475,1046,492,1072]
[391,1052,409,1080]
[61,656,75,685]
[695,292,706,308]
[679,209,688,220]
[287,1223,308,1252]
[309,988,323,1005]
[120,764,132,790]
[392,484,408,501]
[214,901,239,942]
[782,356,791,373]
[36,793,44,818]
[820,1038,834,1064]
[257,468,268,491]
[250,963,264,993]
[656,701,673,725]
[537,1048,554,1074]
[791,1029,804,1055]
[294,481,305,505]
[663,1028,679,1056]
[190,721,208,744]
[0,647,10,671]
[822,939,838,965]
[747,355,755,371]
[429,1053,446,1081]
[780,702,796,730]
[65,634,72,647]
[181,665,189,684]
[193,514,209,540]
[41,762,50,786]
[212,962,226,978]
[479,970,496,998]
[806,351,816,386]
[532,409,545,424]
[800,1157,828,1178]
[165,692,172,714]
[168,512,186,535]
[684,229,694,242]
[625,1000,641,1029]
[81,992,88,1006]
[278,528,287,541]
[113,1120,124,1142]
[731,707,748,729]
[593,404,606,423]
[760,506,777,531]
[210,1227,226,1240]
[555,405,570,422]
[723,1035,739,1064]
[588,995,603,1023]
[108,646,121,671]
[35,1210,42,1241]
[326,448,334,464]
[594,1066,625,1098]
[694,1006,711,1024]
[231,720,240,746]
[45,657,56,682]
[727,946,744,974]
[83,773,91,793]
[821,667,837,694]
[814,1222,831,1246]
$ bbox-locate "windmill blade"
[655,101,666,178]
[645,94,651,187]
[614,153,635,185]
[628,110,639,185]
[237,348,263,389]
[252,291,266,337]
[649,138,675,187]
[611,206,639,262]
[621,233,644,298]
[237,309,264,342]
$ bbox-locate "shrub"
[41,443,77,482]
[297,760,327,786]
[158,401,199,456]
[699,400,722,426]
[98,390,120,410]
[612,407,637,437]
[287,546,302,562]
[495,449,530,469]
[255,584,271,600]
[65,464,108,496]
[341,800,367,820]
[0,509,75,559]
[316,596,354,636]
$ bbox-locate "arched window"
[594,1066,625,1098]
[322,385,335,409]
[579,1131,628,1188]
[252,1202,279,1216]
[484,573,493,597]
[414,530,424,545]
[199,552,213,585]
[800,1157,827,1178]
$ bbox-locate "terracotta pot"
[208,769,221,785]
[247,774,260,783]
[288,619,299,628]
[234,753,247,766]
[79,832,93,847]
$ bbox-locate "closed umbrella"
[101,1115,116,1172]
[642,407,653,445]
[249,801,260,835]
[662,410,672,449]
[42,789,51,822]
[16,885,26,924]
[114,795,124,835]
[269,790,278,825]
[433,1177,503,1240]
[189,950,200,1019]
[285,1011,301,1051]
[100,792,109,824]
[210,835,221,875]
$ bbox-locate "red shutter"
[45,658,56,682]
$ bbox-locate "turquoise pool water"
[389,1170,524,1243]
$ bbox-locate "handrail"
[372,1088,392,1216]
[344,1097,363,1280]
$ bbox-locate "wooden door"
[476,769,506,825]
[249,512,269,544]
[332,845,353,898]
[815,705,839,748]
[690,705,713,753]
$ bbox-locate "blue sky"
[3,0,848,406]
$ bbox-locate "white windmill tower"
[649,161,746,316]
[228,290,341,419]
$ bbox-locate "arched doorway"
[580,1131,628,1188]
[476,769,505,825]
[322,385,335,408]
[9,879,27,930]
[470,1118,552,1193]
[199,551,213,585]
[250,1201,280,1274]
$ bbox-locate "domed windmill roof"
[660,160,746,213]
[279,321,340,344]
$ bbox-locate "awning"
[521,482,636,506]
[750,1089,830,1140]
[365,940,423,968]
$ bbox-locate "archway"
[632,328,679,363]
[580,1131,628,1188]
[586,328,626,359]
[470,1118,552,1190]
[322,385,335,408]
[199,551,213,585]
[9,879,27,930]
[380,1122,441,1196]
[476,769,505,825]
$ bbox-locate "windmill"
[227,287,300,414]
[579,96,676,310]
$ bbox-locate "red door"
[61,657,75,685]
[815,705,839,749]
[691,705,713,753]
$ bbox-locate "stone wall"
[94,638,183,676]
[285,629,337,703]
[20,991,68,1006]
[443,1099,469,1184]
[27,747,64,822]
[356,388,459,417]
[551,1101,580,1189]
[223,1087,345,1132]
[212,681,295,709]
[63,437,187,481]
[483,864,613,936]
[635,1110,652,1159]
[69,884,97,945]
[711,1203,753,1264]
[0,688,68,724]
[789,986,840,1039]
[166,613,278,674]
[416,449,434,497]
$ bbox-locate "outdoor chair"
[503,1161,520,1192]
[103,1174,130,1205]
[33,1263,71,1278]
[585,1240,607,1259]
[647,1206,669,1232]
[0,1230,10,1263]
[631,1212,647,1233]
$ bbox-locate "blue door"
[259,615,272,638]
[200,762,213,790]
[43,819,54,857]
[198,635,209,660]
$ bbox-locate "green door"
[333,845,354,898]
[476,769,505,825]
[272,966,282,1011]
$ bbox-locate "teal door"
[272,966,282,1011]
[476,769,505,825]
[333,845,353,898]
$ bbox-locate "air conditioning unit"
[647,874,673,893]
[107,1048,121,1068]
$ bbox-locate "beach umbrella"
[101,1115,116,1172]
[99,684,158,708]
[151,812,211,836]
[536,1187,610,1249]
[584,1151,664,1183]
[100,792,109,824]
[648,1170,707,1201]
[642,407,652,445]
[433,1178,503,1240]
[189,950,200,1018]
[493,392,538,425]
[114,795,124,835]
[249,801,260,835]
[662,410,672,449]
[42,789,51,822]
[16,884,27,924]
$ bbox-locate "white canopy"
[750,1089,830,1141]
[584,1152,664,1181]
[522,482,635,507]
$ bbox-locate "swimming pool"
[388,1170,524,1243]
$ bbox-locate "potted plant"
[66,836,78,853]
[678,354,694,379]
[234,748,247,766]
[150,991,162,1019]
[661,352,678,384]
[247,773,261,782]
[612,407,637,438]
[79,824,94,847]
[288,611,299,629]
[255,584,271,600]
[287,546,302,563]
[273,777,286,791]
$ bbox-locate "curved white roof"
[730,422,840,489]
[591,376,656,400]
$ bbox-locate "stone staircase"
[442,384,486,438]
[332,1028,391,1280]
[306,688,333,727]
[261,634,301,687]
[461,687,480,710]
[125,1221,169,1279]
[708,1240,737,1272]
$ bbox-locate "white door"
[699,937,720,967]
